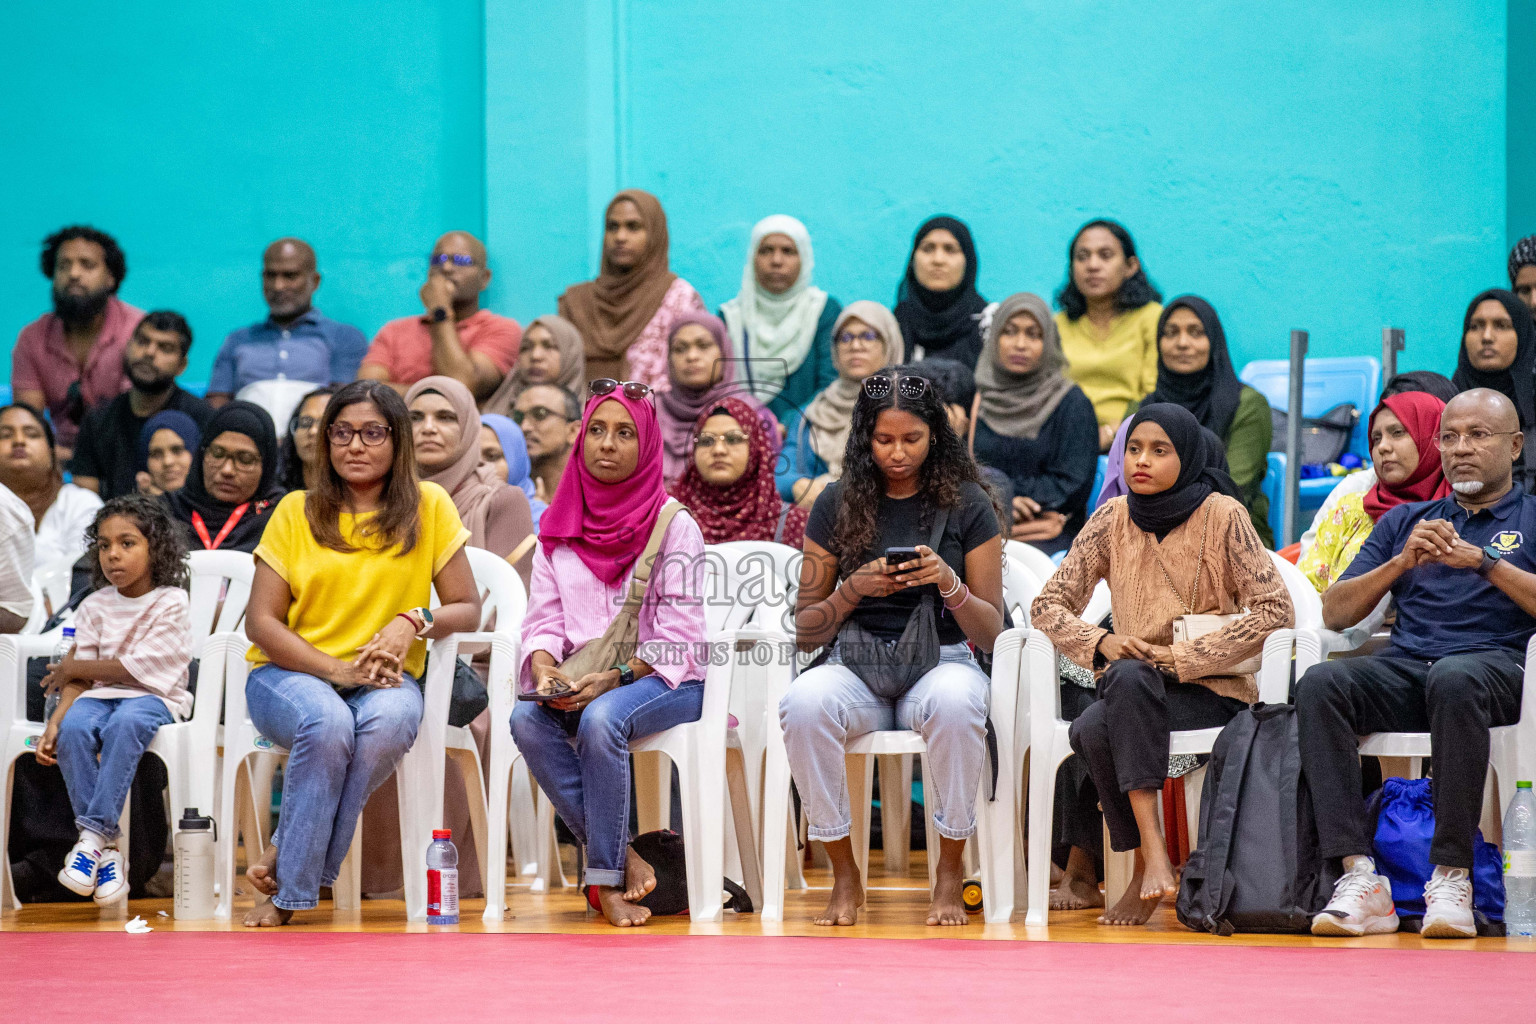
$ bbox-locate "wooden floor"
[4,849,1528,951]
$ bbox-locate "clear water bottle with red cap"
[426,828,459,925]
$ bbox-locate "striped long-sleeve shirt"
[72,585,193,719]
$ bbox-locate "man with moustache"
[70,311,213,499]
[205,238,368,407]
[11,226,142,457]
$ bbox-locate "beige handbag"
[522,501,686,699]
[1153,505,1262,677]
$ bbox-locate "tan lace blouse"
[1030,494,1294,702]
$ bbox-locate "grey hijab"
[975,292,1076,440]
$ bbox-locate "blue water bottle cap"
[62,627,74,637]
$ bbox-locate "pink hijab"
[539,389,670,584]
[657,311,777,485]
[404,375,504,547]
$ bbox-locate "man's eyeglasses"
[1432,429,1520,452]
[694,431,750,450]
[589,378,654,401]
[205,445,262,469]
[835,330,883,348]
[861,375,931,401]
[327,423,393,447]
[512,406,563,426]
[431,253,476,267]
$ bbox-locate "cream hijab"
[482,314,586,416]
[720,215,829,401]
[975,292,1076,439]
[802,301,901,479]
[404,375,505,546]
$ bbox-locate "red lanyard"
[191,504,249,551]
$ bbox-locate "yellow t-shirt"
[248,482,471,680]
[1057,302,1163,429]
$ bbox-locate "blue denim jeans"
[510,675,703,887]
[56,695,174,840]
[247,664,423,911]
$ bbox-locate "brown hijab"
[404,375,515,549]
[559,189,678,383]
[482,314,586,416]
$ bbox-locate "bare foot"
[242,898,293,927]
[1140,854,1179,902]
[245,844,279,898]
[1050,861,1065,887]
[926,869,969,926]
[596,885,651,927]
[623,846,656,902]
[814,873,865,926]
[1050,871,1105,911]
[1097,856,1173,927]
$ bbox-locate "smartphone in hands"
[884,546,921,571]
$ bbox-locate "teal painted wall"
[4,1,1524,388]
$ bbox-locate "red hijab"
[670,396,807,547]
[1361,391,1451,522]
[538,390,670,584]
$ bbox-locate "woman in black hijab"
[1452,288,1536,492]
[893,215,988,366]
[163,400,285,553]
[1140,296,1273,545]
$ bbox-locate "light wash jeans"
[510,675,703,887]
[780,642,989,842]
[247,664,423,911]
[56,695,173,840]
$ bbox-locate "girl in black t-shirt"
[783,365,1004,928]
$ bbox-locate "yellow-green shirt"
[249,482,471,679]
[1297,490,1373,595]
[1057,302,1163,429]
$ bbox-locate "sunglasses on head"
[588,378,654,401]
[861,375,931,401]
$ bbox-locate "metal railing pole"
[1382,327,1405,384]
[1284,330,1309,545]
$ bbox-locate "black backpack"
[1177,704,1341,934]
[583,830,754,916]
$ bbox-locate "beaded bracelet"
[943,583,971,611]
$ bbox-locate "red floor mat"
[1,932,1526,1023]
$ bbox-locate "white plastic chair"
[1006,540,1060,588]
[236,378,323,437]
[1021,550,1308,926]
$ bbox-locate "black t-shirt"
[69,387,214,500]
[806,480,1000,644]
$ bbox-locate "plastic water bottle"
[42,627,75,723]
[1503,781,1536,938]
[426,828,459,925]
[173,807,217,920]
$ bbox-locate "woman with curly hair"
[780,366,1004,928]
[34,494,192,906]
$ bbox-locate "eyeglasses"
[1432,429,1520,452]
[430,253,475,267]
[835,330,882,348]
[861,375,931,401]
[694,431,750,450]
[511,406,563,426]
[294,415,319,432]
[327,423,393,447]
[589,378,653,401]
[205,445,262,469]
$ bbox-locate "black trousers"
[1054,683,1103,862]
[1295,649,1524,869]
[1068,659,1245,853]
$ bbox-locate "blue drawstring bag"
[1368,776,1505,923]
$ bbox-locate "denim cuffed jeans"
[56,695,174,841]
[247,664,423,911]
[779,643,989,843]
[510,675,704,887]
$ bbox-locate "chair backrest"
[1091,454,1108,508]
[235,378,320,437]
[34,556,76,625]
[1239,356,1381,457]
[461,546,528,637]
[1268,549,1323,630]
[19,573,47,635]
[187,550,256,656]
[1004,540,1060,587]
[703,541,797,636]
[1002,555,1042,628]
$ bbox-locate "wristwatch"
[410,606,434,637]
[615,663,635,687]
[430,306,449,323]
[1479,545,1504,577]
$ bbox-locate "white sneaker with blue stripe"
[92,848,128,905]
[58,837,102,897]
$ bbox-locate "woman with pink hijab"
[510,381,708,927]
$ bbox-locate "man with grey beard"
[11,226,141,456]
[1298,388,1534,940]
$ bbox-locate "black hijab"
[163,400,285,553]
[1452,288,1536,427]
[893,215,988,366]
[1145,296,1244,439]
[1124,403,1242,541]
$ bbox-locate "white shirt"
[35,483,102,569]
[0,483,35,622]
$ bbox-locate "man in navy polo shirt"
[205,238,367,406]
[1299,389,1535,939]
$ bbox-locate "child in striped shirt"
[36,494,192,905]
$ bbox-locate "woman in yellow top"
[1299,391,1450,593]
[241,380,482,926]
[1054,220,1163,450]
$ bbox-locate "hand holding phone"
[884,546,921,572]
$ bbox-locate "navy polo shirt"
[208,309,368,395]
[1340,486,1536,660]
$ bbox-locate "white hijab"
[720,215,829,401]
